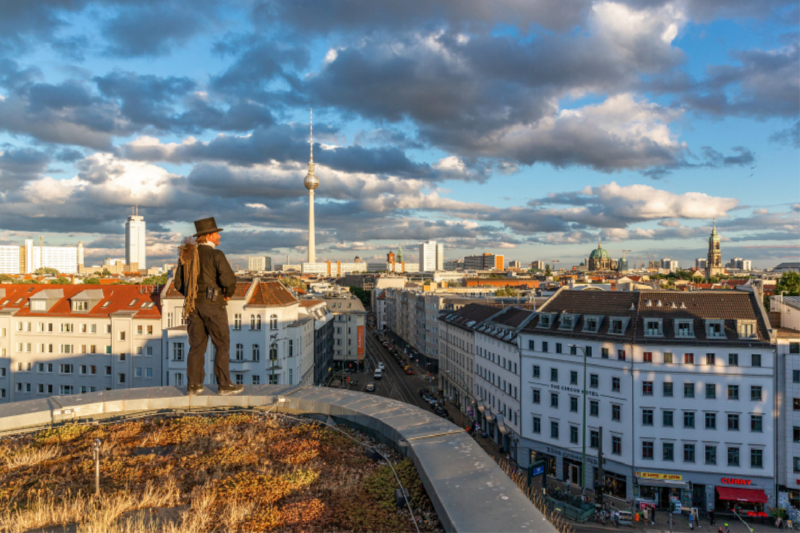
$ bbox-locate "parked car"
[405,368,415,375]
[365,382,375,392]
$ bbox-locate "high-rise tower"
[304,109,319,264]
[706,220,723,279]
[125,206,146,270]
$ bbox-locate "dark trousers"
[187,301,232,387]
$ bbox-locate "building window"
[550,368,558,382]
[643,352,652,362]
[118,373,126,384]
[705,412,716,429]
[590,400,599,416]
[556,343,562,354]
[684,444,695,463]
[683,411,695,428]
[533,365,540,378]
[235,344,243,360]
[642,441,654,459]
[173,343,184,361]
[256,315,262,330]
[570,345,577,355]
[289,340,294,357]
[794,457,800,473]
[550,421,559,439]
[269,345,277,361]
[728,447,739,466]
[235,374,244,385]
[270,314,278,330]
[684,353,694,365]
[750,449,763,468]
[705,445,717,465]
[533,416,541,434]
[794,370,800,383]
[60,364,74,374]
[728,414,740,431]
[793,427,800,443]
[684,382,695,398]
[663,382,673,397]
[590,374,598,388]
[135,368,142,378]
[795,398,800,410]
[174,373,183,386]
[533,389,540,404]
[602,348,609,359]
[612,377,620,392]
[705,384,716,399]
[570,426,579,444]
[729,353,739,366]
[234,314,241,330]
[550,393,558,408]
[642,409,653,426]
[612,436,621,455]
[751,415,763,433]
[252,345,260,361]
[570,371,578,385]
[663,352,673,364]
[252,375,260,385]
[663,442,674,461]
[790,343,800,354]
[663,410,674,427]
[751,354,761,367]
[542,342,548,352]
[570,396,578,412]
[612,404,621,421]
[528,340,534,350]
[590,430,599,448]
[617,350,626,361]
[642,381,653,395]
[750,386,762,401]
[585,346,592,357]
[706,353,715,365]
[728,385,739,400]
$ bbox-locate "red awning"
[716,486,768,504]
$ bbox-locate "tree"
[494,287,518,297]
[143,273,168,285]
[34,267,60,275]
[349,287,372,308]
[280,277,307,291]
[775,271,800,297]
[49,277,71,285]
[0,274,13,283]
[101,269,112,277]
[83,278,100,285]
[545,264,552,277]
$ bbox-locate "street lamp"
[568,344,589,492]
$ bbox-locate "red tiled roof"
[163,281,250,300]
[0,284,161,318]
[299,299,324,308]
[248,281,298,307]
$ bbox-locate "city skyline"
[0,1,797,269]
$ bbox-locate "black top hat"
[193,217,224,237]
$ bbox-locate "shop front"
[496,415,511,453]
[594,470,628,500]
[484,411,495,440]
[714,477,770,513]
[635,472,690,511]
[563,458,582,486]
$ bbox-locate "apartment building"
[464,253,504,271]
[161,279,307,386]
[323,295,366,370]
[771,295,800,508]
[438,304,502,416]
[0,285,162,402]
[518,289,776,512]
[473,306,535,452]
[299,300,335,385]
[247,256,272,271]
[419,241,445,272]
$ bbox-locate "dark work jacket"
[173,244,237,306]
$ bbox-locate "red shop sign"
[721,478,752,486]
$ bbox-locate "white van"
[373,369,382,380]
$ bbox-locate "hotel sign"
[636,472,683,481]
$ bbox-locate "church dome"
[589,242,610,260]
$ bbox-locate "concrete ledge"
[0,385,555,533]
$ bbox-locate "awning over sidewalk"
[716,487,769,504]
[484,412,495,423]
[496,416,509,435]
[477,402,486,413]
[637,479,690,489]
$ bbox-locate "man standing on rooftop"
[174,217,243,396]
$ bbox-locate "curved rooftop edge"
[0,385,556,533]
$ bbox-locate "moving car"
[365,382,375,393]
[373,369,382,380]
[378,362,385,371]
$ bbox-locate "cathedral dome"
[589,242,609,260]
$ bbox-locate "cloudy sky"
[0,0,797,270]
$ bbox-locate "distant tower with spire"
[304,109,319,264]
[706,220,723,279]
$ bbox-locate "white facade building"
[125,211,146,270]
[0,246,20,274]
[518,289,776,512]
[660,258,679,272]
[0,285,162,402]
[324,296,366,370]
[419,241,445,272]
[247,256,272,271]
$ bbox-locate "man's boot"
[218,383,244,396]
[188,384,204,396]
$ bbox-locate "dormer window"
[644,319,662,337]
[31,300,46,311]
[583,316,602,333]
[538,314,554,328]
[72,301,89,311]
[706,320,726,339]
[675,319,694,338]
[737,320,757,339]
[560,314,578,331]
[101,301,111,308]
[608,317,629,335]
[128,299,139,307]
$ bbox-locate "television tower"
[304,108,319,264]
